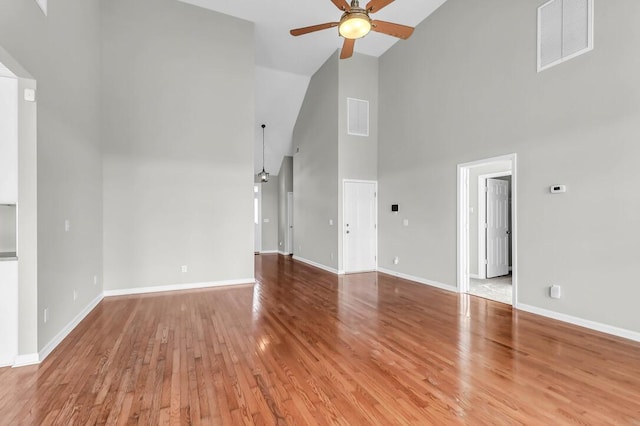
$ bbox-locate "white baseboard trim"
[260,250,278,254]
[293,256,339,274]
[38,292,104,363]
[13,353,39,368]
[104,278,255,297]
[278,251,290,256]
[516,303,640,343]
[377,267,457,293]
[469,273,481,279]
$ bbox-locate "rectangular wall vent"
[537,0,593,72]
[347,98,369,137]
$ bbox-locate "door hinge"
[485,259,488,265]
[485,186,488,193]
[484,223,488,229]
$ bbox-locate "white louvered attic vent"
[538,0,593,72]
[347,98,369,137]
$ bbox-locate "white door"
[344,181,377,273]
[254,185,261,253]
[287,192,293,254]
[486,178,509,278]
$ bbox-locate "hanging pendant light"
[258,124,269,183]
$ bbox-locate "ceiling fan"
[290,0,415,59]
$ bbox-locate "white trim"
[537,0,594,72]
[477,171,512,280]
[104,279,255,297]
[469,273,481,279]
[342,179,378,274]
[12,353,39,367]
[517,303,640,343]
[377,267,457,293]
[38,292,104,363]
[457,154,518,307]
[259,250,278,254]
[278,251,290,256]
[293,255,339,275]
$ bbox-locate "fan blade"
[371,20,414,39]
[366,0,394,13]
[290,22,339,36]
[331,0,351,11]
[340,38,355,59]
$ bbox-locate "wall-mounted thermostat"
[550,185,567,194]
[391,204,399,212]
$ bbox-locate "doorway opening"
[457,154,517,306]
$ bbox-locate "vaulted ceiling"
[178,0,448,175]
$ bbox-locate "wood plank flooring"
[1,254,640,424]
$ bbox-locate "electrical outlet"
[73,290,78,301]
[393,256,399,265]
[44,308,49,323]
[181,265,188,273]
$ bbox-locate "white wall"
[379,0,640,333]
[0,75,18,204]
[0,260,18,366]
[101,0,255,291]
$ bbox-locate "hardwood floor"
[1,254,640,424]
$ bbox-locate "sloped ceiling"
[177,0,448,174]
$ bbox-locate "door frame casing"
[457,154,517,307]
[342,179,378,274]
[478,171,512,279]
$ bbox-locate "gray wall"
[101,0,255,290]
[293,53,340,268]
[379,0,640,332]
[0,0,104,352]
[277,156,293,253]
[260,179,278,252]
[337,53,379,271]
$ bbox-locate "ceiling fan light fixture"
[339,13,371,39]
